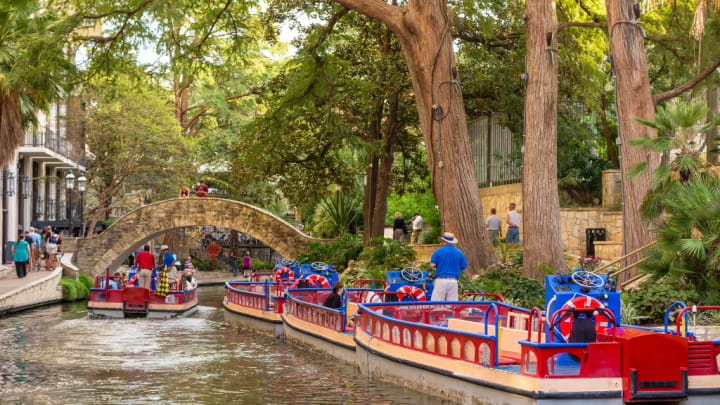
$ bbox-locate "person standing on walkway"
[410,212,423,245]
[135,245,155,289]
[485,208,503,247]
[12,233,31,279]
[430,233,467,301]
[230,249,238,276]
[45,232,60,271]
[195,180,209,198]
[26,227,41,271]
[392,212,407,242]
[242,252,252,277]
[505,202,521,245]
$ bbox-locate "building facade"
[1,102,86,263]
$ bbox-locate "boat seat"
[569,314,596,343]
[498,350,522,365]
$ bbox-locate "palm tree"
[0,1,70,166]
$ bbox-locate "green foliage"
[297,234,363,272]
[311,185,363,238]
[192,258,212,272]
[251,258,273,270]
[420,228,440,245]
[386,178,440,234]
[625,278,701,323]
[78,273,94,290]
[58,277,90,302]
[360,238,417,272]
[458,266,544,309]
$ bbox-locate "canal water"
[0,285,442,404]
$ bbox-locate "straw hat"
[160,245,169,250]
[441,232,458,244]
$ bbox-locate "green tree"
[83,75,188,235]
[0,1,73,166]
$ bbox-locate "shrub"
[251,258,273,270]
[458,266,544,309]
[360,237,416,272]
[193,258,212,271]
[78,273,94,290]
[625,278,700,323]
[58,277,90,301]
[420,228,440,245]
[297,234,363,272]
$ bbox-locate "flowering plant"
[578,254,602,272]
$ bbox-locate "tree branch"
[308,7,349,54]
[81,0,155,19]
[332,0,404,36]
[556,21,605,33]
[653,54,720,105]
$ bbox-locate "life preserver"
[396,285,427,301]
[555,295,609,341]
[305,273,330,289]
[364,291,383,303]
[124,274,138,288]
[275,267,294,282]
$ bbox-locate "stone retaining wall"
[0,267,63,315]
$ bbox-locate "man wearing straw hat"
[430,232,467,301]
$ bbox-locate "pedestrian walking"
[242,252,252,277]
[45,232,61,271]
[135,245,155,289]
[430,232,467,301]
[230,249,238,276]
[26,227,41,271]
[505,202,521,245]
[485,208,503,247]
[12,233,31,279]
[410,212,423,244]
[392,212,407,242]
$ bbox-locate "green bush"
[360,237,416,272]
[298,234,363,272]
[193,258,212,271]
[420,228,440,245]
[78,273,94,290]
[386,178,441,235]
[251,258,273,270]
[625,278,700,323]
[458,266,544,309]
[58,277,90,301]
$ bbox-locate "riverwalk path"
[0,264,63,316]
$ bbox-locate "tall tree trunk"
[605,0,658,265]
[362,153,380,245]
[599,93,620,167]
[708,85,719,164]
[371,137,395,241]
[335,0,497,271]
[522,0,565,278]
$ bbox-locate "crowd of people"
[117,244,197,293]
[11,226,62,279]
[179,179,209,198]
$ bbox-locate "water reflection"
[0,285,443,404]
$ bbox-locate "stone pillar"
[22,158,33,231]
[602,169,622,210]
[37,162,46,220]
[5,153,19,242]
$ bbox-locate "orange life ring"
[556,295,609,341]
[124,274,138,288]
[275,267,295,282]
[396,285,427,301]
[306,273,330,288]
[364,291,383,303]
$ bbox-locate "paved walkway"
[0,270,56,296]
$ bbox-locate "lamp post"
[77,173,86,237]
[22,175,30,199]
[65,171,75,235]
[48,198,55,220]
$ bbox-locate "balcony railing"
[23,129,86,166]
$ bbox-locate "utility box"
[585,228,606,256]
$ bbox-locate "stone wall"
[0,267,63,315]
[478,183,522,222]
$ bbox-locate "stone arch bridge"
[76,198,329,276]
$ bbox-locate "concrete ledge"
[61,253,80,278]
[0,267,63,316]
[411,244,441,262]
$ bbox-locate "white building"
[1,102,86,263]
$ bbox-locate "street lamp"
[77,173,86,237]
[48,198,55,220]
[3,170,16,197]
[65,171,75,235]
[22,175,30,199]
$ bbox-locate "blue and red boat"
[88,269,198,318]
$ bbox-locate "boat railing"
[226,281,273,312]
[518,340,622,378]
[286,289,346,333]
[461,293,504,302]
[356,301,499,367]
[664,301,688,335]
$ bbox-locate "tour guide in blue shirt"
[430,232,467,301]
[161,245,175,269]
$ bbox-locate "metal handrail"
[595,240,657,275]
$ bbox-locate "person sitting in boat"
[184,272,197,289]
[322,281,344,309]
[109,272,123,289]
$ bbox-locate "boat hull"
[281,312,355,364]
[222,298,283,337]
[87,299,198,319]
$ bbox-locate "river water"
[0,285,440,404]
